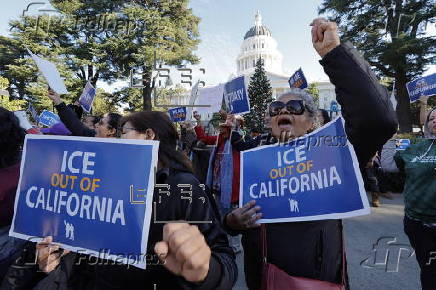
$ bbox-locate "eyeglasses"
[269,100,306,117]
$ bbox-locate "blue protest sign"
[224,76,250,114]
[240,117,370,223]
[288,68,308,89]
[406,73,436,103]
[168,107,187,122]
[330,100,339,112]
[38,110,61,127]
[395,139,411,151]
[28,102,39,123]
[10,135,159,269]
[78,81,96,113]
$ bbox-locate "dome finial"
[255,10,262,26]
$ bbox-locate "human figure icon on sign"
[289,199,299,213]
[64,220,75,241]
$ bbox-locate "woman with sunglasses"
[223,18,397,290]
[47,90,121,138]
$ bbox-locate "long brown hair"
[120,111,193,173]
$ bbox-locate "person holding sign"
[223,18,397,290]
[92,111,237,289]
[47,89,121,138]
[395,107,436,290]
[1,111,236,289]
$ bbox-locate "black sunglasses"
[269,100,306,117]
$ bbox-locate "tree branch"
[367,60,395,77]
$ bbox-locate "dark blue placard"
[38,110,61,127]
[240,117,369,223]
[168,107,187,122]
[395,139,411,151]
[78,82,96,113]
[10,135,159,269]
[406,73,436,103]
[28,102,39,123]
[288,68,308,89]
[224,76,250,114]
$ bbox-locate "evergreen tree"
[306,82,320,107]
[0,0,200,111]
[245,59,273,133]
[319,0,435,132]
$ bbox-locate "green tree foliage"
[306,82,320,107]
[319,0,435,132]
[245,59,273,133]
[91,88,121,116]
[0,0,200,112]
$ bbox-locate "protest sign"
[28,102,39,123]
[196,84,225,115]
[240,117,370,223]
[395,139,411,151]
[27,48,68,95]
[224,76,250,114]
[10,135,159,269]
[13,111,33,130]
[288,68,308,89]
[168,107,187,122]
[406,73,436,103]
[78,81,96,113]
[38,110,61,127]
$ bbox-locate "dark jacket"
[54,103,95,137]
[0,163,20,227]
[0,163,27,281]
[226,42,397,290]
[1,165,237,290]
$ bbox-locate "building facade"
[237,12,339,113]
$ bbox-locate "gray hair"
[276,88,321,128]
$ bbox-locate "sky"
[1,0,435,92]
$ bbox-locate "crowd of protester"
[0,18,435,290]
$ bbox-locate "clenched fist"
[154,223,211,283]
[310,18,340,58]
[36,236,70,273]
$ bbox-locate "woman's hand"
[48,89,62,105]
[154,223,211,283]
[226,200,262,230]
[310,18,340,58]
[36,236,70,273]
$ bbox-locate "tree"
[92,88,121,116]
[244,59,273,133]
[319,0,435,132]
[306,82,320,107]
[1,0,200,111]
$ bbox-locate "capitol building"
[236,12,339,112]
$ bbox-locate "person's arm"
[393,151,405,172]
[47,90,95,137]
[230,131,261,151]
[194,125,217,145]
[312,19,398,166]
[419,95,430,127]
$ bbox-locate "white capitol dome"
[237,11,283,76]
[235,11,338,114]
